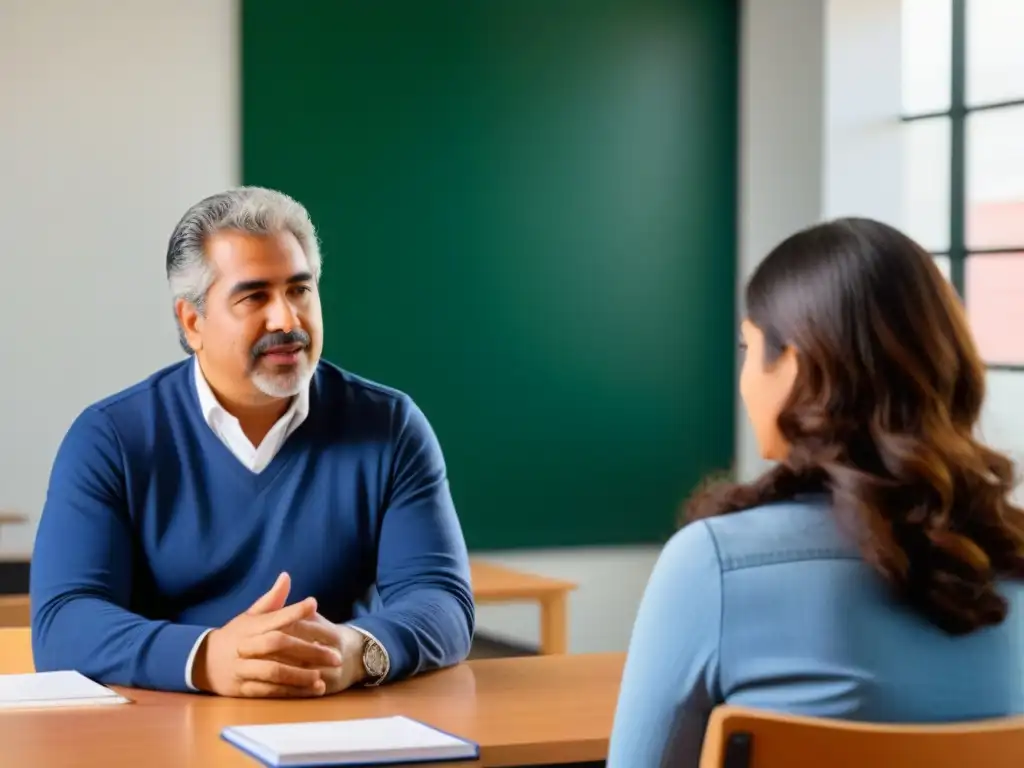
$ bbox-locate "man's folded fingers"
[235,658,323,689]
[237,630,341,667]
[283,618,342,647]
[258,597,318,632]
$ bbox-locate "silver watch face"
[363,640,386,677]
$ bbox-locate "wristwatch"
[355,628,390,686]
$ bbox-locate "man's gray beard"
[251,358,314,398]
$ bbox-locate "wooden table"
[470,561,577,655]
[0,628,622,767]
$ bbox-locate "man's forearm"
[32,595,210,692]
[371,395,475,680]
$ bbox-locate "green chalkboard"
[242,0,738,549]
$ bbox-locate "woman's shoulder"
[690,495,860,573]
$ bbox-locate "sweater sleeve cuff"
[185,628,214,692]
[345,617,409,683]
[141,623,212,693]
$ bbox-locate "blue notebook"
[221,715,479,767]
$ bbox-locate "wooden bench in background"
[0,595,29,628]
[0,511,26,526]
[0,512,30,628]
[470,560,577,655]
[0,511,26,547]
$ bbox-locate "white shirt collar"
[192,357,309,426]
[192,358,310,472]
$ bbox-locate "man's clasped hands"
[191,572,366,698]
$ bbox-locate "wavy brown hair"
[687,217,1024,635]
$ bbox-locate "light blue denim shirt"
[607,497,1024,767]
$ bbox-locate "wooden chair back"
[699,705,1024,768]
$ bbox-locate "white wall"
[735,0,826,481]
[0,0,239,555]
[822,0,903,226]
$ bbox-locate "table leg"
[539,592,568,655]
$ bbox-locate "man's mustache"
[250,330,311,361]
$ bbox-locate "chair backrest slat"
[700,706,1024,768]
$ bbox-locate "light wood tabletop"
[0,628,622,767]
[470,560,578,655]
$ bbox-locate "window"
[902,0,1024,367]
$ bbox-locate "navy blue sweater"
[30,359,475,692]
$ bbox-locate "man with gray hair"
[30,187,475,697]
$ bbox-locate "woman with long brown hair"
[607,218,1024,767]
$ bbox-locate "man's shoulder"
[86,359,192,418]
[55,360,193,462]
[311,360,438,447]
[312,359,415,414]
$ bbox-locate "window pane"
[966,105,1024,249]
[902,118,950,251]
[965,254,1024,365]
[979,370,1024,507]
[933,255,951,281]
[901,0,951,114]
[967,0,1024,105]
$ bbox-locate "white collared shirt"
[184,358,311,690]
[192,358,309,473]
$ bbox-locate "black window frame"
[900,0,1024,370]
